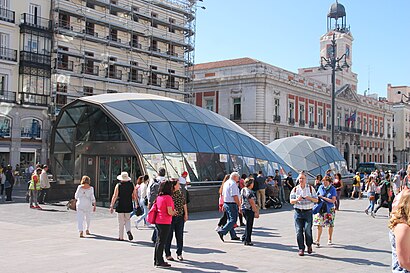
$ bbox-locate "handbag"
[312,201,323,214]
[133,201,143,216]
[66,199,77,211]
[147,201,158,224]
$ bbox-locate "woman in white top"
[365,175,377,218]
[135,175,149,228]
[74,176,96,238]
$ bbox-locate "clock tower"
[299,1,358,92]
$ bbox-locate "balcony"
[58,20,71,31]
[369,131,373,136]
[0,47,17,62]
[21,127,41,138]
[374,132,379,137]
[167,51,178,57]
[336,126,342,131]
[81,64,99,76]
[129,73,143,83]
[318,123,324,129]
[326,124,331,130]
[380,132,384,138]
[273,115,281,123]
[0,7,15,23]
[0,90,17,103]
[149,47,161,53]
[148,77,161,87]
[308,121,315,128]
[406,132,410,138]
[19,92,48,107]
[388,133,391,138]
[363,130,368,135]
[107,70,122,80]
[166,81,179,90]
[56,60,74,71]
[230,114,241,121]
[0,127,11,138]
[288,118,295,125]
[20,51,51,66]
[130,42,142,49]
[20,13,52,31]
[299,119,305,126]
[107,35,120,43]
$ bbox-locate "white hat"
[117,171,131,181]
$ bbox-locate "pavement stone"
[0,185,392,273]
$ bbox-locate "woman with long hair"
[365,175,377,218]
[134,175,149,228]
[154,180,176,268]
[333,173,344,211]
[314,174,323,192]
[388,191,410,272]
[74,176,96,237]
[215,174,230,231]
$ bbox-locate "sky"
[194,0,410,98]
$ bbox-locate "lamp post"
[319,33,349,145]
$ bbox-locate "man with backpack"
[147,167,167,243]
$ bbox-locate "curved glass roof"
[55,93,292,181]
[267,135,348,177]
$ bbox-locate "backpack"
[148,179,160,204]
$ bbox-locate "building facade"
[192,2,394,171]
[0,0,52,169]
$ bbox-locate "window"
[289,101,294,119]
[309,105,314,122]
[369,119,373,132]
[109,28,118,42]
[357,117,361,129]
[274,98,279,117]
[83,86,93,96]
[21,118,41,138]
[86,21,94,35]
[299,104,305,121]
[150,39,158,51]
[233,98,241,120]
[131,34,140,48]
[129,67,142,83]
[326,110,331,126]
[337,112,341,127]
[0,74,7,95]
[0,32,10,58]
[107,90,117,93]
[0,116,11,137]
[205,99,214,112]
[56,82,67,106]
[318,108,323,124]
[375,120,378,133]
[86,2,95,9]
[59,13,70,29]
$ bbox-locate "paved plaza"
[1,185,392,273]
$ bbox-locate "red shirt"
[155,195,174,224]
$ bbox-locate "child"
[240,178,259,246]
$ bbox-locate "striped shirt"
[290,184,317,210]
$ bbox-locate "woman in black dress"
[110,172,136,241]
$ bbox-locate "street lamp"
[319,33,350,145]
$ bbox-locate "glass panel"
[238,135,253,157]
[223,130,240,155]
[190,124,213,153]
[57,112,75,127]
[130,101,166,122]
[171,124,197,153]
[127,128,161,154]
[208,126,229,153]
[127,123,161,151]
[225,130,242,154]
[65,106,85,125]
[150,124,180,153]
[98,156,110,201]
[257,159,269,175]
[163,153,183,179]
[105,106,146,124]
[182,153,199,182]
[53,153,74,183]
[57,128,74,144]
[174,103,203,123]
[106,101,147,121]
[153,101,186,122]
[111,156,122,197]
[143,154,165,179]
[132,100,167,119]
[150,122,180,151]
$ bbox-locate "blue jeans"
[367,193,376,212]
[278,185,286,203]
[136,199,148,225]
[242,209,254,243]
[294,209,313,250]
[165,215,185,256]
[220,203,238,239]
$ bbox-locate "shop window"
[0,116,11,137]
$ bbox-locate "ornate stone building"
[192,2,394,171]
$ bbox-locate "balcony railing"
[20,92,48,106]
[130,42,142,49]
[0,90,17,103]
[56,60,74,71]
[167,51,178,57]
[336,126,342,131]
[0,127,11,138]
[21,13,52,30]
[288,118,295,125]
[149,47,161,53]
[166,81,179,90]
[388,133,391,138]
[369,131,373,136]
[374,132,379,137]
[21,127,41,138]
[318,123,324,129]
[20,51,51,65]
[107,70,122,80]
[273,115,281,123]
[129,73,143,83]
[230,114,241,121]
[326,124,331,130]
[58,20,71,30]
[0,47,17,62]
[148,77,161,86]
[380,132,384,138]
[81,64,99,76]
[363,130,368,135]
[0,7,15,23]
[308,121,315,128]
[299,120,305,126]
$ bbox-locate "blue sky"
[194,0,410,97]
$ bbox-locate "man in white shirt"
[217,172,241,242]
[290,172,318,256]
[39,165,50,204]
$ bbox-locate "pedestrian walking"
[134,175,149,228]
[39,165,51,204]
[274,170,286,204]
[365,175,377,217]
[110,171,136,241]
[148,167,167,243]
[255,171,267,209]
[374,173,394,215]
[351,172,362,199]
[240,177,259,246]
[215,174,230,232]
[4,165,15,201]
[290,172,318,256]
[333,173,343,210]
[74,176,96,238]
[29,168,42,209]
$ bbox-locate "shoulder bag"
[147,201,158,224]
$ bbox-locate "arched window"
[0,116,11,137]
[21,118,42,139]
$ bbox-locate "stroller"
[265,184,282,209]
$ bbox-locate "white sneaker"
[328,240,333,245]
[214,226,222,232]
[134,220,139,229]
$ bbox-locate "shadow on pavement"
[333,244,391,254]
[164,267,215,273]
[183,245,226,254]
[251,241,297,252]
[311,253,389,267]
[182,260,246,272]
[90,234,126,242]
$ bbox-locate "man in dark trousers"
[255,171,267,210]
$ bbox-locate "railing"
[166,81,179,90]
[0,90,17,103]
[336,126,342,131]
[0,127,11,138]
[148,77,161,86]
[299,120,305,126]
[58,19,71,30]
[369,131,373,136]
[0,47,17,62]
[288,118,295,125]
[21,127,41,138]
[107,70,122,80]
[326,124,331,130]
[308,121,314,128]
[107,35,120,43]
[81,64,99,76]
[374,132,379,137]
[380,133,384,138]
[273,115,281,123]
[167,51,179,57]
[129,73,143,83]
[0,7,15,23]
[388,133,391,138]
[21,13,52,30]
[149,47,161,53]
[230,114,241,121]
[20,92,48,106]
[57,60,74,71]
[318,123,324,129]
[130,42,142,49]
[20,51,51,65]
[363,130,368,135]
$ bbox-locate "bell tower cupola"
[327,0,348,33]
